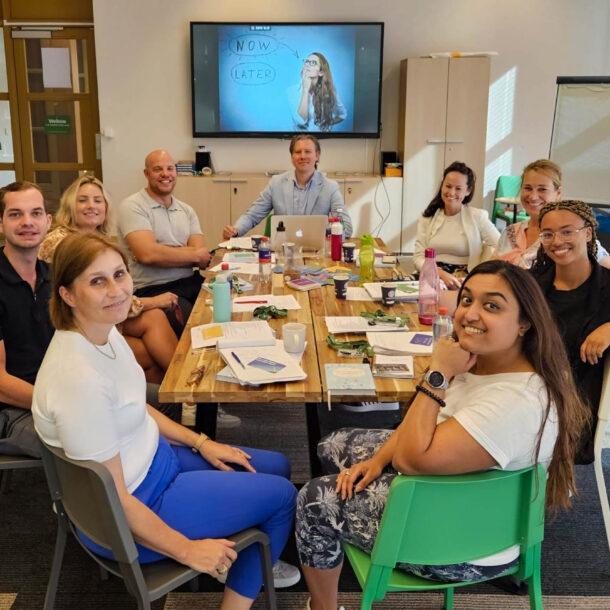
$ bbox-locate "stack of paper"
[223,251,259,263]
[216,340,306,385]
[219,344,307,386]
[218,236,255,250]
[354,248,395,268]
[363,281,419,302]
[373,354,414,378]
[325,316,408,334]
[190,321,275,350]
[366,331,433,356]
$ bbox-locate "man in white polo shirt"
[118,150,211,335]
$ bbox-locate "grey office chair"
[0,454,42,493]
[39,440,277,610]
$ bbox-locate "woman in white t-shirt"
[32,233,297,609]
[413,162,500,290]
[296,259,589,610]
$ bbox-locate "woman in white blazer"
[414,162,500,289]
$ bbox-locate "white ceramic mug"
[283,322,306,353]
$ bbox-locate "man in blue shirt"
[223,135,352,239]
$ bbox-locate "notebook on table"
[270,215,327,252]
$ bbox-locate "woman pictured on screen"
[531,200,610,464]
[292,52,346,132]
[414,162,500,289]
[32,232,297,609]
[38,175,178,385]
[295,260,588,610]
[493,159,610,269]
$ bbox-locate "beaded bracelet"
[415,384,446,408]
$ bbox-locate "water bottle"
[212,274,231,323]
[418,248,440,325]
[220,262,233,293]
[330,217,343,261]
[273,220,286,263]
[324,221,332,257]
[358,233,375,285]
[258,236,272,287]
[433,307,453,346]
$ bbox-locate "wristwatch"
[422,370,450,391]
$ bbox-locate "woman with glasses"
[414,161,500,290]
[493,159,610,269]
[291,52,346,131]
[532,200,610,464]
[32,233,297,609]
[39,176,178,385]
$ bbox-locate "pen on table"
[235,300,268,304]
[231,351,246,369]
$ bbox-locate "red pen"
[235,300,268,304]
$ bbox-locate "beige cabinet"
[174,174,269,247]
[398,57,490,252]
[330,175,403,253]
[228,175,269,236]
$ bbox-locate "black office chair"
[0,454,42,493]
[39,440,277,610]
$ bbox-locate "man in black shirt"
[0,181,53,456]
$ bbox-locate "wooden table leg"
[305,402,323,478]
[195,403,218,439]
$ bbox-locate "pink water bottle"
[418,248,440,325]
[330,217,343,261]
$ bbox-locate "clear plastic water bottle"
[212,274,231,323]
[220,262,232,293]
[418,248,440,325]
[358,234,375,286]
[324,220,332,257]
[433,307,453,346]
[258,236,272,287]
[330,217,343,261]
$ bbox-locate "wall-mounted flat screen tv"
[191,22,384,138]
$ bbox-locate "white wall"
[92,0,610,207]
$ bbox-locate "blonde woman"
[493,159,610,269]
[39,176,178,384]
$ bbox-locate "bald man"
[117,150,211,334]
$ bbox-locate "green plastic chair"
[342,465,546,610]
[492,175,528,226]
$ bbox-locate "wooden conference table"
[159,240,429,475]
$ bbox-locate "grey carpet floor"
[164,592,610,609]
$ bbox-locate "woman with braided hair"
[532,200,610,464]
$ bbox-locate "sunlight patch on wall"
[486,67,517,151]
[484,149,513,195]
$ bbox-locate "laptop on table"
[269,215,328,253]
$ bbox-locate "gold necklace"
[75,326,117,360]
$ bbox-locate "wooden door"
[11,27,101,213]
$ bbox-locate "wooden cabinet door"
[230,175,269,235]
[173,176,231,248]
[400,58,449,253]
[344,176,403,253]
[445,57,490,198]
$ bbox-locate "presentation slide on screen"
[192,23,382,136]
